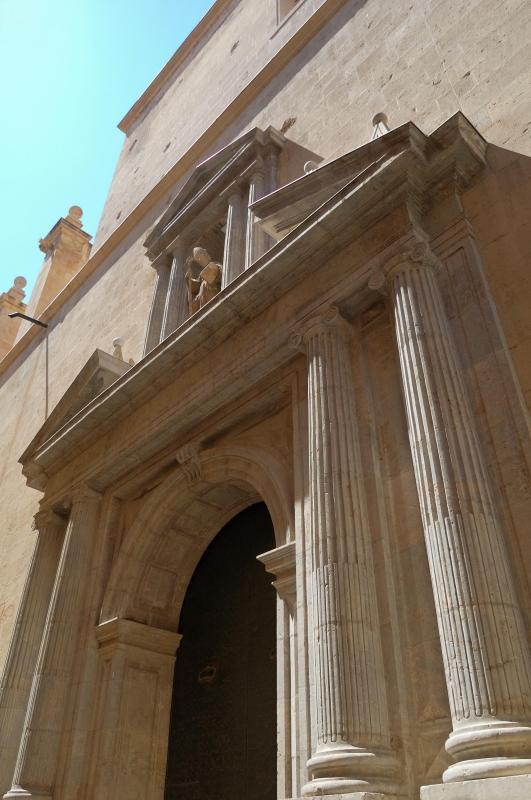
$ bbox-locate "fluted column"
[383,240,531,783]
[143,256,170,355]
[245,167,268,268]
[161,238,188,338]
[5,486,102,799]
[294,306,399,797]
[0,511,64,794]
[222,190,245,287]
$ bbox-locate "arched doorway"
[164,502,277,800]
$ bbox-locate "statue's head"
[193,247,211,267]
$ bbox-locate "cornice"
[118,0,232,134]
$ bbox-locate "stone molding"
[31,508,63,534]
[257,541,296,609]
[175,442,202,485]
[95,617,181,657]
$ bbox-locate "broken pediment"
[20,349,131,478]
[252,112,487,240]
[144,125,322,261]
[141,125,322,355]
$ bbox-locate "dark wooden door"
[165,503,277,800]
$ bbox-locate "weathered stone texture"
[96,0,531,245]
[0,3,529,799]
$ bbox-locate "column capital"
[68,484,102,508]
[289,305,352,350]
[31,508,64,534]
[227,185,244,201]
[250,158,266,180]
[257,541,296,610]
[166,234,187,259]
[369,240,442,293]
[148,249,173,272]
[95,617,182,657]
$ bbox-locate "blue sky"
[0,0,215,297]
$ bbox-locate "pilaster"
[4,486,102,800]
[84,618,181,799]
[0,511,64,795]
[259,542,298,798]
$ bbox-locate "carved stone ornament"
[31,508,63,534]
[185,247,222,315]
[289,304,351,352]
[22,462,48,493]
[175,442,202,484]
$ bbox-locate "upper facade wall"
[95,0,530,248]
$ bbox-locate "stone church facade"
[0,2,530,799]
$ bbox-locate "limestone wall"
[0,0,530,676]
[96,0,531,245]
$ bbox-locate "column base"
[299,795,401,800]
[421,774,531,800]
[303,744,401,796]
[443,722,531,782]
[3,788,51,799]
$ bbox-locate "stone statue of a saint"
[185,247,222,314]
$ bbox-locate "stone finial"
[112,337,124,360]
[0,276,28,359]
[371,112,391,140]
[66,206,84,228]
[3,276,27,305]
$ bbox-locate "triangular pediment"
[252,121,424,239]
[21,349,130,462]
[252,114,485,240]
[144,126,287,260]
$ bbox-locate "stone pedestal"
[421,774,531,800]
[0,511,64,795]
[4,487,101,800]
[384,240,531,785]
[295,306,399,797]
[84,618,181,799]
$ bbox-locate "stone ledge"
[421,774,531,800]
[297,795,401,800]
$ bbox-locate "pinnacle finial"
[371,112,390,140]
